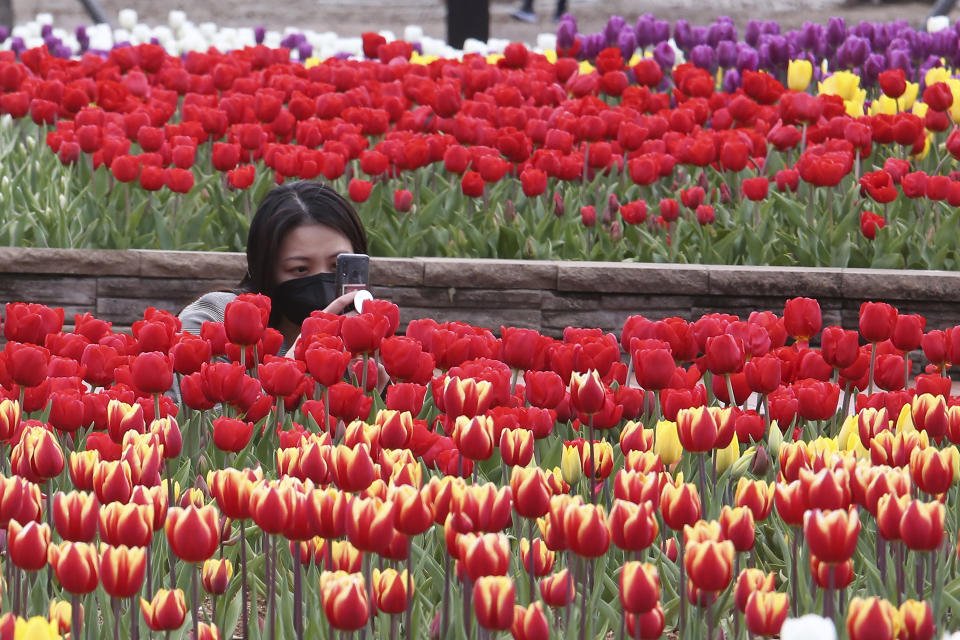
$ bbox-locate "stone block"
[707,265,844,297]
[97,297,193,324]
[0,247,136,276]
[375,286,543,309]
[370,258,424,287]
[557,262,709,294]
[0,276,97,306]
[136,250,246,279]
[420,258,557,289]
[97,277,237,298]
[842,268,960,302]
[400,306,542,331]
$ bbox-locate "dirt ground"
[14,0,957,45]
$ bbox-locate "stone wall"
[1,247,959,337]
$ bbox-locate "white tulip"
[113,28,131,44]
[942,633,960,640]
[131,24,152,44]
[780,615,837,640]
[462,38,487,55]
[59,194,67,209]
[118,9,138,31]
[168,10,187,30]
[403,25,424,42]
[536,33,557,52]
[487,38,510,54]
[199,22,217,38]
[35,13,54,26]
[927,16,951,33]
[379,30,396,42]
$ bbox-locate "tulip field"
[4,13,960,266]
[0,293,960,639]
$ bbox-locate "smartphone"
[336,253,370,297]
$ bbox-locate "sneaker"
[510,10,538,24]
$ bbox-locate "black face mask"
[271,272,338,326]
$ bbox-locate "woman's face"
[274,223,354,286]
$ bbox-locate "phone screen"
[336,253,370,297]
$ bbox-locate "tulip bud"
[141,589,187,631]
[202,558,234,595]
[473,576,515,631]
[320,571,369,631]
[745,591,790,637]
[560,445,582,486]
[654,420,683,466]
[539,568,575,607]
[373,568,414,615]
[846,597,898,640]
[619,561,659,614]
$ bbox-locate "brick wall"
[1,247,959,337]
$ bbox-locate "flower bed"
[1,14,960,266]
[0,294,959,638]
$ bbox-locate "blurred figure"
[511,0,568,24]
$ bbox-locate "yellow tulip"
[788,59,813,92]
[900,81,920,110]
[818,71,860,101]
[715,435,741,475]
[560,445,582,487]
[869,95,898,116]
[925,66,952,87]
[485,53,504,65]
[844,100,865,117]
[14,617,61,640]
[578,60,596,75]
[654,420,682,466]
[896,403,916,433]
[543,49,558,64]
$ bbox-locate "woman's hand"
[324,291,359,316]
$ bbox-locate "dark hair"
[239,180,368,304]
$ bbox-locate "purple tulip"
[887,48,914,78]
[707,18,736,47]
[691,26,708,47]
[934,30,958,58]
[918,55,942,87]
[914,32,933,61]
[11,37,25,56]
[717,40,738,69]
[333,52,353,60]
[862,54,885,88]
[298,44,313,60]
[723,68,742,93]
[836,35,869,68]
[764,34,791,66]
[826,17,846,48]
[0,26,8,44]
[556,18,577,50]
[254,26,266,45]
[584,33,606,59]
[617,29,637,60]
[411,41,423,55]
[736,44,759,72]
[604,15,627,47]
[852,21,875,42]
[757,42,773,71]
[745,20,762,48]
[653,41,675,71]
[634,14,655,48]
[761,21,781,36]
[799,22,823,51]
[690,44,717,73]
[651,20,670,44]
[674,19,693,51]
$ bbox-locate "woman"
[179,180,367,354]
